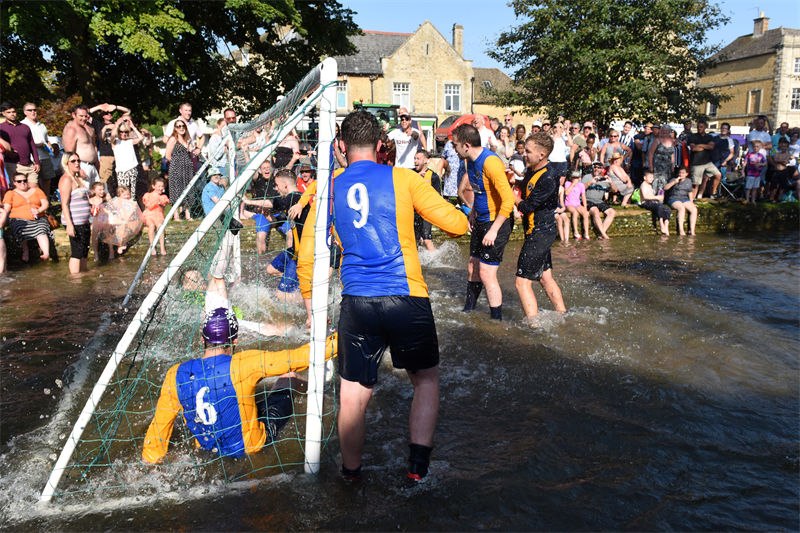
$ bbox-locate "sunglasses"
[69,159,81,163]
[15,179,28,183]
[24,108,37,112]
[175,124,187,129]
[399,115,411,121]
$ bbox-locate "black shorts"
[414,214,433,241]
[69,224,91,260]
[469,218,513,265]
[587,200,611,213]
[338,295,439,386]
[516,229,556,280]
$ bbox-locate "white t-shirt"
[388,128,422,168]
[549,135,568,163]
[21,118,50,160]
[112,139,138,173]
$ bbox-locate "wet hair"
[452,124,480,146]
[526,132,554,156]
[416,148,429,158]
[340,110,381,149]
[117,185,130,196]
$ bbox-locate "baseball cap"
[201,307,239,346]
[532,120,542,127]
[299,156,313,169]
[592,161,603,167]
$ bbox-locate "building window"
[794,58,800,74]
[792,88,800,111]
[336,81,347,109]
[393,82,410,109]
[444,84,461,112]
[483,80,493,89]
[748,90,761,114]
[707,102,718,117]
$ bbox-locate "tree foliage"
[489,0,729,127]
[1,0,358,122]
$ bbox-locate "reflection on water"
[0,233,798,530]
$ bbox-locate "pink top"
[564,181,585,207]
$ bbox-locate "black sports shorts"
[469,218,513,265]
[516,228,556,280]
[337,295,439,386]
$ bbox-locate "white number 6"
[195,386,218,425]
[346,183,369,228]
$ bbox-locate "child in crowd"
[563,171,590,239]
[89,182,112,260]
[201,168,225,216]
[555,175,570,242]
[142,177,169,256]
[109,186,141,255]
[744,140,766,204]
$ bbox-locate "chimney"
[753,12,769,38]
[452,23,464,57]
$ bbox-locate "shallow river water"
[1,232,798,530]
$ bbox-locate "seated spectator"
[664,166,697,236]
[768,138,797,202]
[582,165,616,239]
[639,170,671,236]
[2,172,51,262]
[606,152,635,206]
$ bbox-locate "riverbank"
[3,199,798,266]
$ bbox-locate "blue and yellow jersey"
[467,148,515,223]
[142,334,337,464]
[332,160,468,298]
[518,165,558,235]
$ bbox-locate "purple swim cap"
[201,307,239,345]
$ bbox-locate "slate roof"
[473,67,514,104]
[711,27,799,63]
[333,31,411,75]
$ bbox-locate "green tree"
[489,0,729,127]
[1,0,357,122]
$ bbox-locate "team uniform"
[516,164,559,280]
[466,148,515,265]
[142,334,337,463]
[332,160,467,386]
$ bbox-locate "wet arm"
[516,174,557,215]
[142,366,181,464]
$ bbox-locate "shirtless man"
[62,105,100,184]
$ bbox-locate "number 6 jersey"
[332,160,468,298]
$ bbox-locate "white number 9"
[195,386,218,425]
[346,183,369,228]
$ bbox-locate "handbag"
[45,212,60,229]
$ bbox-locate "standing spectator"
[453,123,515,320]
[514,124,527,143]
[744,140,767,204]
[0,102,40,186]
[687,119,721,200]
[771,122,790,149]
[295,157,314,193]
[601,129,632,167]
[746,115,772,153]
[631,123,652,187]
[678,120,693,143]
[89,104,130,183]
[20,102,55,195]
[388,112,426,168]
[206,118,230,175]
[575,134,598,175]
[165,120,195,221]
[331,110,467,482]
[647,126,676,193]
[58,152,92,274]
[548,122,570,184]
[440,138,462,199]
[62,105,100,185]
[247,160,278,254]
[619,121,636,154]
[163,102,205,154]
[495,126,515,166]
[110,116,143,199]
[570,122,593,166]
[712,122,735,188]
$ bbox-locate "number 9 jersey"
[332,160,468,298]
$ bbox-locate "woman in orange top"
[2,172,51,262]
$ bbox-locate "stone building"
[697,13,800,129]
[332,21,534,134]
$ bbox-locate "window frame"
[392,82,411,109]
[444,83,461,113]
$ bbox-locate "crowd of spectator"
[1,95,798,277]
